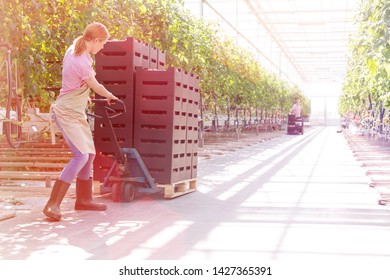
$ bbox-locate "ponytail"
[73,36,86,56]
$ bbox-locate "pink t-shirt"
[291,103,301,117]
[59,45,95,95]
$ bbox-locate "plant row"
[340,0,390,134]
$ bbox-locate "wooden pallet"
[157,179,197,199]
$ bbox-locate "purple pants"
[53,112,95,184]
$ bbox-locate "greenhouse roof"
[184,0,360,88]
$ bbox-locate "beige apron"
[51,85,95,154]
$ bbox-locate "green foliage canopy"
[341,0,390,118]
[1,0,306,116]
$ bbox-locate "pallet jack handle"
[88,98,126,119]
[89,98,127,162]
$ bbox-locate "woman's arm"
[84,75,118,104]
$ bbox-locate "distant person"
[290,98,301,118]
[43,22,118,221]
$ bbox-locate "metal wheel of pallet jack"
[121,182,135,202]
[111,182,121,202]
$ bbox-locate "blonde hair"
[73,22,110,55]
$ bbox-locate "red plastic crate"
[157,49,166,70]
[140,154,185,184]
[149,45,158,69]
[134,137,186,155]
[95,37,143,67]
[135,109,186,126]
[137,67,182,82]
[93,153,116,182]
[186,112,198,127]
[96,67,135,82]
[133,123,187,139]
[135,94,182,113]
[141,42,150,69]
[191,156,198,179]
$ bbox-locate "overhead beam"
[242,0,307,82]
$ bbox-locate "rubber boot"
[74,178,107,211]
[43,179,70,221]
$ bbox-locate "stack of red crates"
[134,67,199,184]
[93,37,198,187]
[135,67,184,183]
[93,37,164,183]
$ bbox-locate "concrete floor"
[1,127,389,263]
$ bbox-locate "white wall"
[304,82,342,126]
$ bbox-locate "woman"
[43,22,118,221]
[290,98,301,118]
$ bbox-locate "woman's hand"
[106,93,118,105]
